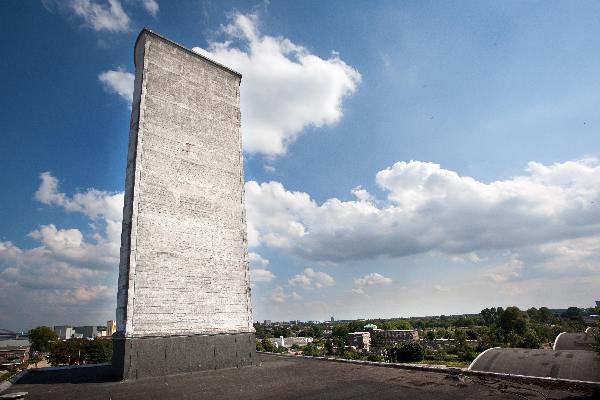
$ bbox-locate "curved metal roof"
[469,347,600,382]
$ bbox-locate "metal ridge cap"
[134,28,242,80]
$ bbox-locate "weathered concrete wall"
[116,29,253,337]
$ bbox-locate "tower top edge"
[134,28,242,80]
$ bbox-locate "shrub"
[387,342,425,363]
[302,343,322,356]
[255,340,265,352]
[367,353,384,362]
[260,337,276,352]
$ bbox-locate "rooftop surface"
[4,354,596,399]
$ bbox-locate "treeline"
[48,338,112,366]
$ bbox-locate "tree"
[391,320,413,330]
[387,342,425,363]
[48,338,85,366]
[333,336,346,355]
[324,339,334,355]
[520,330,541,349]
[28,326,58,353]
[371,331,385,348]
[255,340,265,352]
[302,343,322,357]
[84,339,112,363]
[481,307,503,327]
[260,337,276,352]
[499,306,528,335]
[272,326,289,338]
[332,324,349,339]
[537,307,556,324]
[561,307,583,322]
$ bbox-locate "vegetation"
[28,326,58,353]
[48,338,112,366]
[387,342,425,363]
[253,304,596,367]
[592,320,600,355]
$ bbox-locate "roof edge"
[134,28,242,80]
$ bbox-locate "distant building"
[330,317,334,322]
[596,301,600,308]
[269,336,313,349]
[347,332,371,352]
[264,320,272,326]
[0,340,30,366]
[107,320,117,337]
[74,326,97,339]
[53,326,74,340]
[364,323,378,330]
[382,330,419,346]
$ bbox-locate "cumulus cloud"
[245,159,600,263]
[252,268,275,283]
[0,173,122,328]
[289,268,335,289]
[193,13,361,156]
[35,171,123,224]
[249,251,269,267]
[70,0,131,32]
[98,69,134,103]
[352,273,392,294]
[269,286,301,303]
[249,252,275,283]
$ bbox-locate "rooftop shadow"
[14,365,118,385]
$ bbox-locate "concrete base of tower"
[112,332,256,380]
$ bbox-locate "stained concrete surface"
[554,333,595,351]
[470,348,600,382]
[113,332,255,380]
[117,29,252,337]
[5,354,595,399]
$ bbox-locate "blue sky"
[1,1,600,330]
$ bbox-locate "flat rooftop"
[4,354,595,399]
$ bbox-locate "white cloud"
[70,0,131,32]
[289,267,335,289]
[483,257,523,283]
[432,284,450,292]
[252,268,275,283]
[352,273,392,294]
[248,251,269,267]
[98,69,134,103]
[0,172,122,329]
[248,252,275,283]
[245,159,600,263]
[193,13,361,156]
[351,186,374,203]
[35,171,123,224]
[269,286,302,303]
[139,0,158,16]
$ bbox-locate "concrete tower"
[113,29,255,380]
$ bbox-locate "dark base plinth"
[112,332,256,380]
